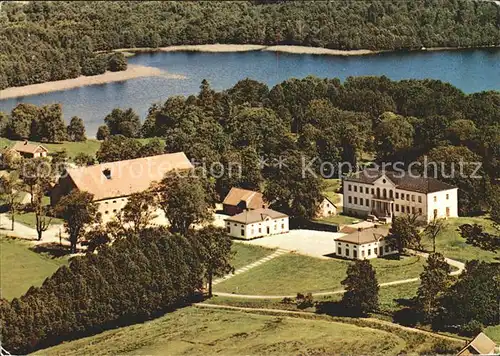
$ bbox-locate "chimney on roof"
[103,168,112,180]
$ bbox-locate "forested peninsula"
[1,0,500,89]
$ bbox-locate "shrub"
[296,292,314,309]
[459,320,484,337]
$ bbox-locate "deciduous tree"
[156,170,214,235]
[55,190,99,253]
[386,214,422,255]
[0,174,24,230]
[341,259,379,316]
[66,116,86,142]
[122,191,158,233]
[190,226,234,297]
[424,218,446,253]
[416,253,452,323]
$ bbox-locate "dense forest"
[0,227,233,354]
[2,75,498,218]
[1,0,499,88]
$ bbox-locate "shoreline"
[0,65,185,100]
[116,43,500,57]
[2,43,498,99]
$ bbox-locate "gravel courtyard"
[244,229,346,259]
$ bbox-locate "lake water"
[1,48,499,136]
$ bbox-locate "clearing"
[421,216,498,263]
[0,237,68,300]
[231,242,275,269]
[34,306,426,356]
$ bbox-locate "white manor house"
[343,169,458,223]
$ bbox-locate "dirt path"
[0,213,67,246]
[195,303,464,344]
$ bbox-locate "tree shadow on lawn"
[30,243,75,258]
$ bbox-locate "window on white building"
[348,196,352,204]
[412,207,416,214]
[406,206,410,213]
[395,204,399,212]
[434,209,438,218]
[411,195,415,202]
[360,198,363,206]
[434,196,437,202]
[354,186,357,192]
[395,192,399,199]
[241,229,245,236]
[366,199,370,207]
[353,250,357,258]
[345,249,349,256]
[446,194,449,200]
[354,197,358,204]
[259,228,262,233]
[226,227,230,233]
[418,196,422,203]
[367,249,371,256]
[419,208,422,214]
[446,207,450,217]
[371,188,374,194]
[360,186,363,193]
[406,194,410,201]
[281,224,284,229]
[348,184,352,191]
[338,247,341,254]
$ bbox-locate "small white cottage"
[315,196,338,218]
[334,227,397,260]
[225,208,289,240]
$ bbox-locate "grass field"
[214,253,426,295]
[484,325,500,344]
[0,137,102,159]
[322,178,341,204]
[0,237,68,300]
[10,211,64,229]
[231,242,275,269]
[211,281,420,312]
[421,216,498,263]
[33,307,410,356]
[317,212,359,225]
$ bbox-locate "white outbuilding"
[225,208,289,240]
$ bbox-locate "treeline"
[138,76,499,216]
[0,103,86,142]
[1,0,499,88]
[2,75,499,217]
[0,227,232,354]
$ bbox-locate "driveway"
[245,229,346,259]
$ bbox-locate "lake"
[1,48,499,136]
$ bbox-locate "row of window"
[337,245,392,258]
[228,224,286,236]
[395,204,423,215]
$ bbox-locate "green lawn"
[484,325,500,344]
[317,213,359,225]
[0,137,101,159]
[10,211,64,229]
[231,242,275,269]
[33,307,408,356]
[214,253,426,295]
[421,216,498,263]
[0,237,68,300]
[322,178,340,204]
[211,281,420,314]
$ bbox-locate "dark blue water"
[1,49,499,136]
